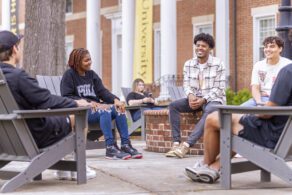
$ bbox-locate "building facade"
[0,0,287,97]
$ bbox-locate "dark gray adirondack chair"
[168,86,187,101]
[0,71,88,193]
[217,105,292,189]
[36,75,107,150]
[121,87,147,140]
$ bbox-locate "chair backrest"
[0,70,39,160]
[36,75,62,96]
[273,116,292,160]
[121,87,132,106]
[168,86,186,101]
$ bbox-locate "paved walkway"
[1,141,292,194]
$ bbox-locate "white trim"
[65,35,74,42]
[251,4,278,17]
[192,14,214,25]
[19,23,25,30]
[65,35,74,62]
[252,5,278,64]
[65,0,74,15]
[153,23,161,81]
[100,6,120,16]
[65,11,86,21]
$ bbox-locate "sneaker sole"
[174,151,186,158]
[131,154,143,159]
[105,155,131,160]
[197,173,216,184]
[185,168,218,183]
[185,168,200,182]
[165,152,177,157]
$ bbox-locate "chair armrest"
[125,104,148,110]
[215,105,292,116]
[13,107,89,119]
[0,114,18,120]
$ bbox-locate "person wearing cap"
[0,30,96,180]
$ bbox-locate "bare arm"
[128,99,144,106]
[251,85,263,104]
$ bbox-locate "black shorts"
[238,115,286,149]
[40,116,72,148]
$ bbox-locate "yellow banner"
[133,0,153,83]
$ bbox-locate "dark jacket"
[0,62,77,147]
[61,68,118,103]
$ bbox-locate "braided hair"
[68,48,89,71]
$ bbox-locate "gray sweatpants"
[168,98,221,146]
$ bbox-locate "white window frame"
[66,0,73,15]
[252,5,278,64]
[65,35,74,63]
[153,23,161,82]
[193,22,213,37]
[253,15,276,63]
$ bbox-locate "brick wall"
[144,109,204,155]
[235,0,281,90]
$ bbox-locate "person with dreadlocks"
[61,48,143,160]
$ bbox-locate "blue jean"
[131,107,163,122]
[240,96,269,107]
[88,106,130,146]
[168,98,221,146]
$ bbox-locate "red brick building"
[0,0,287,97]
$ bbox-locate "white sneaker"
[192,160,205,169]
[55,170,71,180]
[189,165,220,184]
[55,166,96,181]
[71,166,96,181]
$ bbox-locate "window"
[66,0,73,14]
[252,5,278,63]
[194,23,213,36]
[65,36,74,63]
[258,17,276,60]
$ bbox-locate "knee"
[205,112,220,129]
[169,100,180,111]
[169,101,176,110]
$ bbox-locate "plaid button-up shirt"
[183,55,226,104]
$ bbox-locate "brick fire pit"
[144,109,203,155]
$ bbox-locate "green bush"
[226,88,252,105]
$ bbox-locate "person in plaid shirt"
[165,33,226,158]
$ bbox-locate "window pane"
[66,0,73,14]
[65,42,73,62]
[195,24,213,36]
[258,17,275,60]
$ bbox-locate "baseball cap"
[0,31,23,52]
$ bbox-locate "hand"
[91,101,111,112]
[142,97,153,103]
[188,94,198,109]
[75,99,92,107]
[114,99,125,113]
[188,94,205,110]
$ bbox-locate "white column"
[1,0,11,30]
[160,0,177,100]
[86,0,102,77]
[216,0,230,78]
[122,0,135,88]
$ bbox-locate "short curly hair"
[193,33,215,49]
[263,36,284,49]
